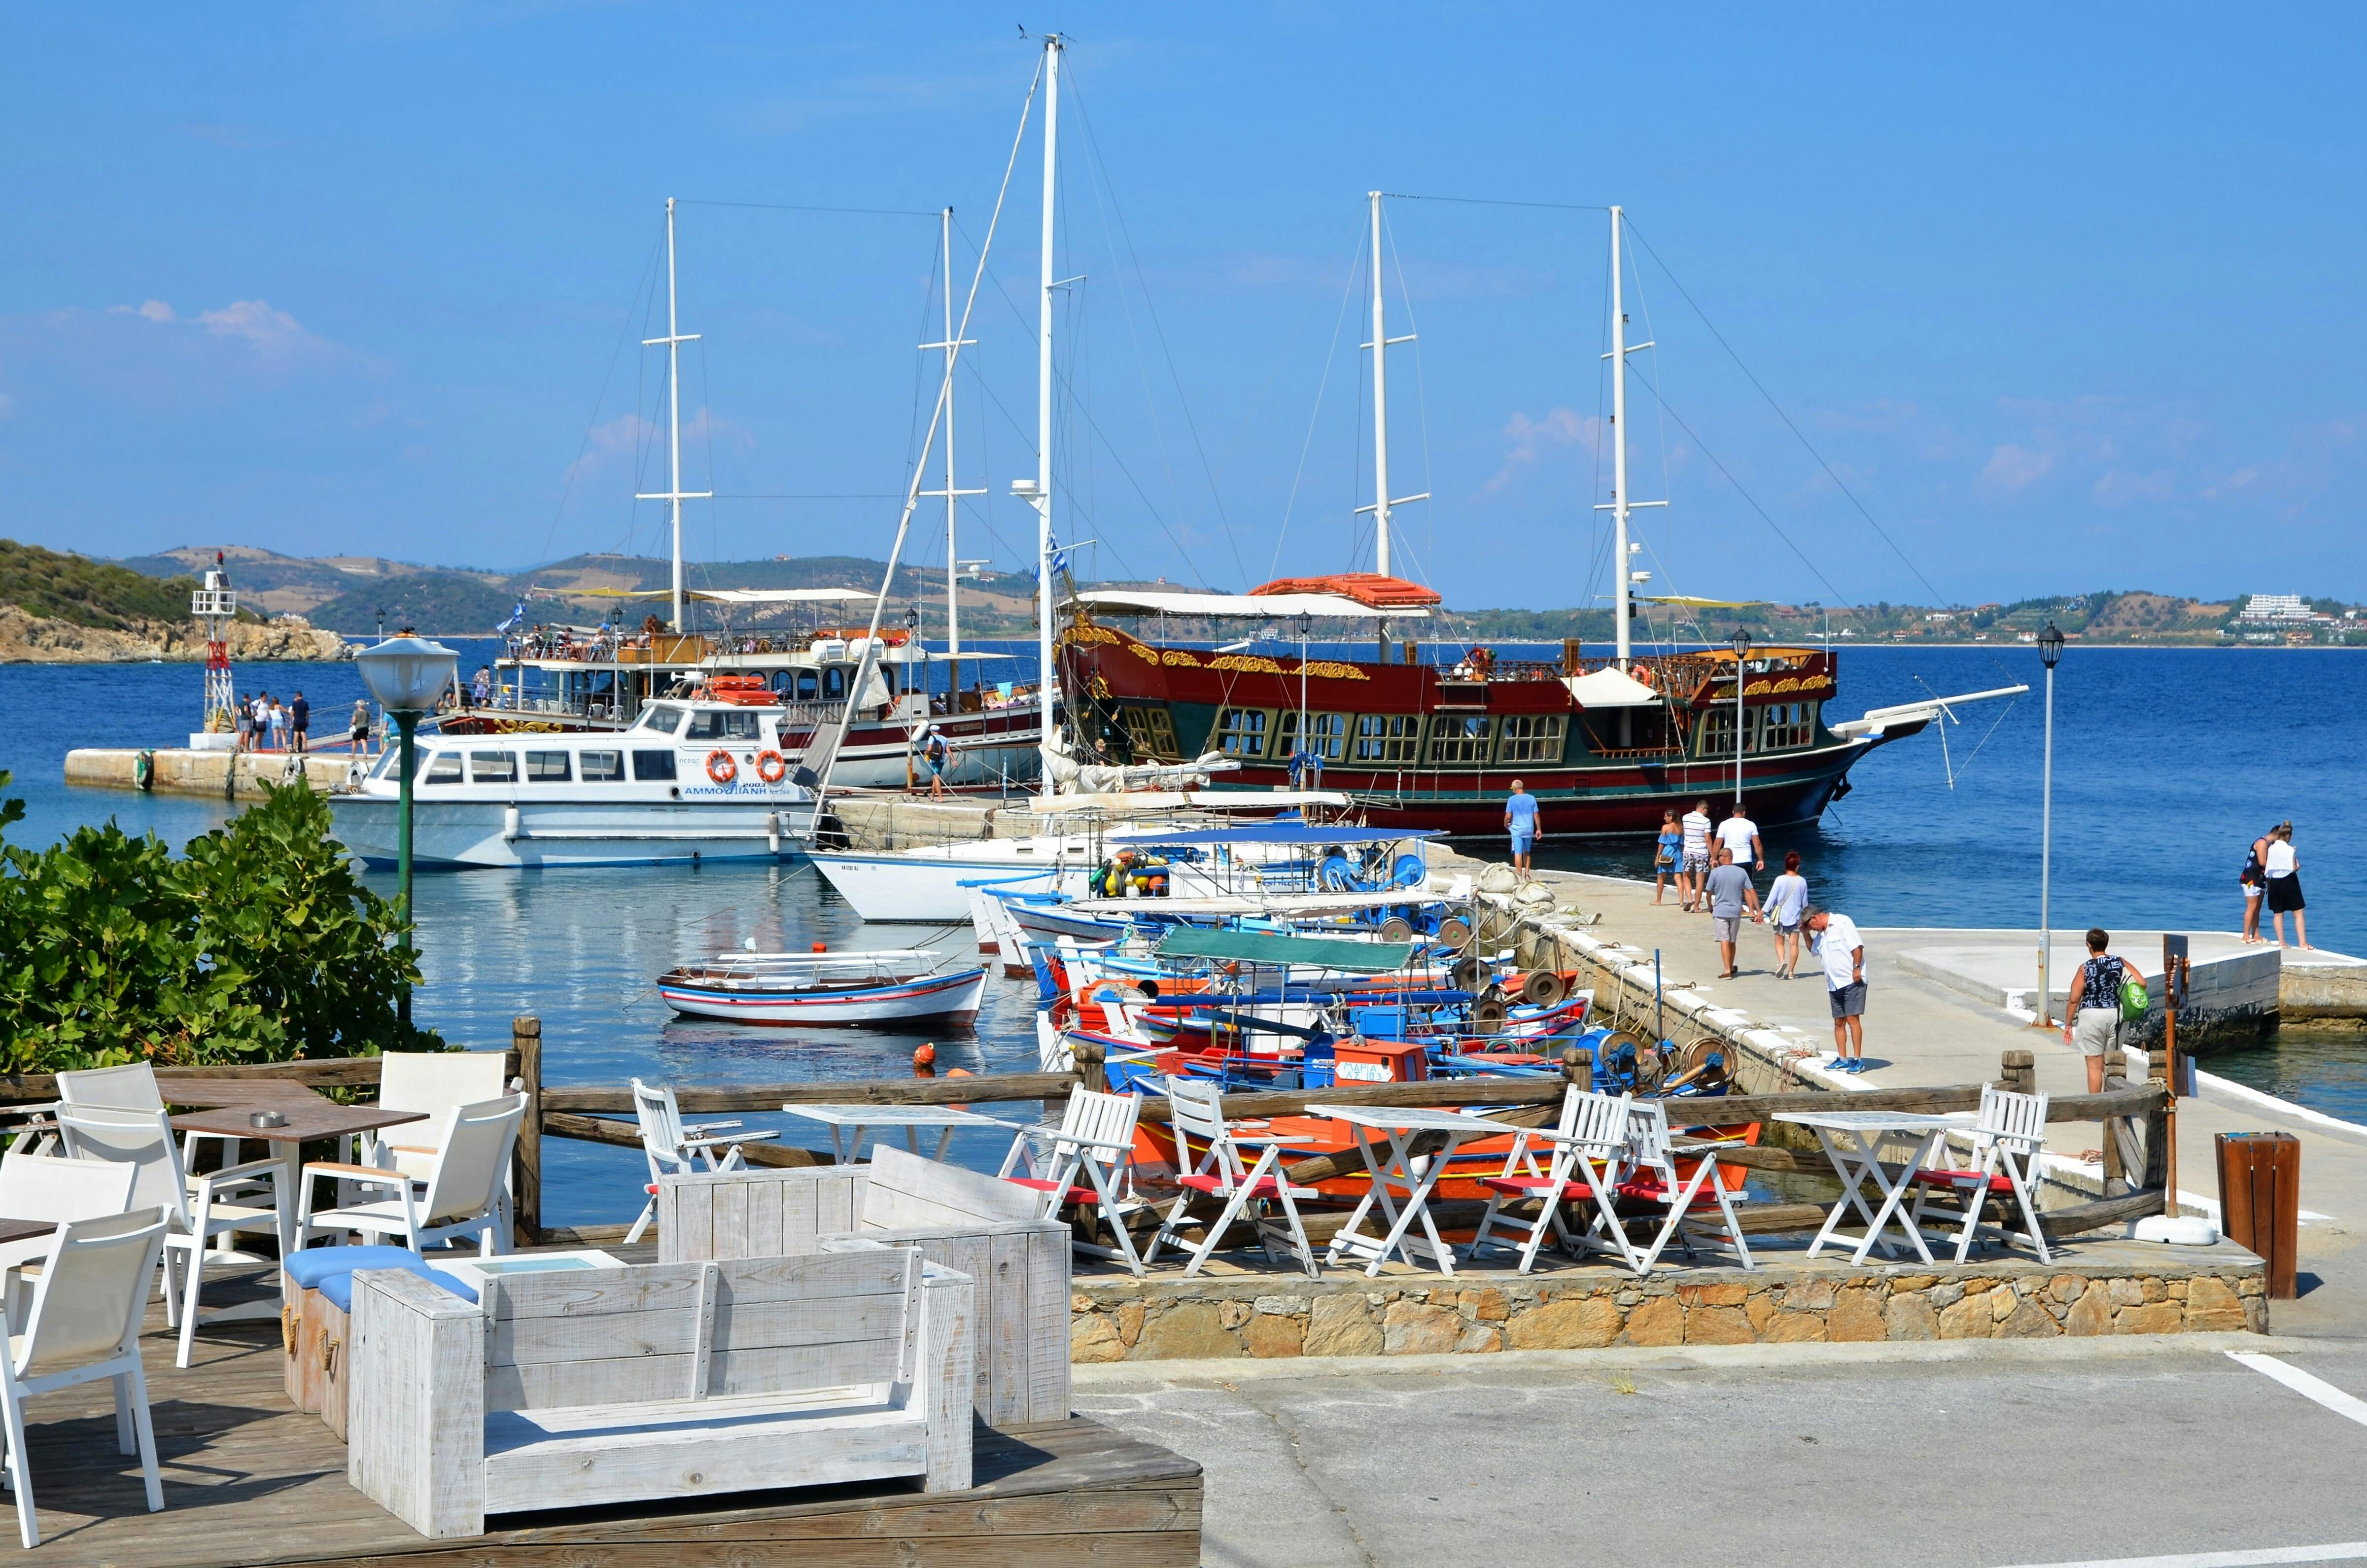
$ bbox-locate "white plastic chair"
[0,1154,137,1329]
[295,1095,526,1257]
[55,1107,285,1369]
[56,1065,254,1207]
[363,1051,515,1181]
[0,1207,173,1548]
[1614,1101,1755,1275]
[622,1079,777,1245]
[1464,1086,1638,1273]
[1144,1078,1320,1278]
[998,1088,1147,1276]
[1907,1084,2052,1263]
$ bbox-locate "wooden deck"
[19,1274,1200,1566]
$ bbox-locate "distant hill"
[0,538,253,630]
[305,573,525,635]
[112,544,472,616]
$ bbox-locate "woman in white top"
[1766,850,1810,978]
[2263,822,2310,949]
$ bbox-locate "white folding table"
[1309,1104,1509,1278]
[780,1103,1024,1165]
[1775,1109,1972,1266]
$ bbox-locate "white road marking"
[2229,1351,2367,1429]
[1996,1544,2367,1568]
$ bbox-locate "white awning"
[1069,588,1431,620]
[1563,668,1663,708]
[1027,788,1350,816]
[546,587,876,605]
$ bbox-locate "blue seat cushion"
[285,1245,480,1313]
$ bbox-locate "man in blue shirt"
[1503,779,1540,872]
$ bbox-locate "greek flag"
[1046,540,1071,578]
[496,599,526,634]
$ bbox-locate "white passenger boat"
[655,949,988,1026]
[329,696,817,869]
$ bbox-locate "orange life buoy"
[754,749,788,785]
[705,749,738,785]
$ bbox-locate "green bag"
[2119,976,2149,1022]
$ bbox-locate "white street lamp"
[2035,621,2065,1027]
[354,634,457,1027]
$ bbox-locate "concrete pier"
[65,746,357,801]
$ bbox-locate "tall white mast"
[638,197,708,634]
[1357,192,1425,579]
[920,206,981,697]
[1027,34,1062,764]
[1597,205,1661,670]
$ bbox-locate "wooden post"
[1999,1049,2035,1096]
[512,1015,542,1245]
[1561,1046,1593,1087]
[1072,1037,1107,1095]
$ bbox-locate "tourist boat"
[655,949,987,1027]
[328,696,817,869]
[1047,202,2021,838]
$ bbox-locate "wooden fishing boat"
[657,948,987,1027]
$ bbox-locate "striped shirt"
[1681,811,1711,857]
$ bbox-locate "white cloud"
[1484,407,1599,494]
[2091,469,2175,507]
[110,297,337,363]
[565,408,748,485]
[1976,443,2052,494]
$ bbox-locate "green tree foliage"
[0,773,434,1072]
[0,538,209,629]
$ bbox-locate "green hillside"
[0,538,217,629]
[306,573,523,635]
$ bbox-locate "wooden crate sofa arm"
[347,1268,487,1540]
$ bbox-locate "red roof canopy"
[1249,573,1443,610]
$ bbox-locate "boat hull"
[331,798,817,870]
[657,967,988,1026]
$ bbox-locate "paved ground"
[1077,1337,2367,1568]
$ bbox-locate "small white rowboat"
[656,949,988,1027]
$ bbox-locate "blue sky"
[3,3,2362,610]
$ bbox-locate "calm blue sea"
[0,641,2357,1215]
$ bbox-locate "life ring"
[705,750,738,785]
[754,749,788,785]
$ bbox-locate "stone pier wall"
[1071,1257,2267,1362]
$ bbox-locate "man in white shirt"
[1714,801,1763,872]
[1804,906,1867,1073]
[1678,800,1713,912]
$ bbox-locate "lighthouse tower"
[191,552,238,749]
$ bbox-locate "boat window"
[1274,710,1347,763]
[468,750,518,784]
[421,752,463,785]
[683,709,762,741]
[1211,707,1271,760]
[579,749,625,782]
[524,751,572,783]
[1495,714,1566,765]
[794,671,820,701]
[370,747,402,781]
[1116,704,1182,762]
[822,667,848,699]
[1426,715,1494,766]
[1351,713,1423,765]
[632,749,677,782]
[1760,700,1813,750]
[638,704,685,735]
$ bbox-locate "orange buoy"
[944,1067,973,1078]
[812,941,828,953]
[913,1043,937,1068]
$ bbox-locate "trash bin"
[2215,1132,2300,1299]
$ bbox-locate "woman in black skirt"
[2263,821,2311,949]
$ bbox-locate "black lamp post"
[1727,627,1752,807]
[2036,621,2065,1024]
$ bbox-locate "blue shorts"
[1510,832,1534,855]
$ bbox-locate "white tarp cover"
[1563,668,1664,708]
[1069,588,1432,620]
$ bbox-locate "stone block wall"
[1071,1263,2266,1362]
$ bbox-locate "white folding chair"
[56,1107,285,1369]
[362,1051,515,1181]
[1144,1078,1320,1278]
[998,1088,1148,1276]
[1615,1102,1755,1275]
[0,1207,173,1548]
[622,1079,777,1245]
[1464,1086,1638,1273]
[0,1154,137,1330]
[1907,1084,2052,1264]
[295,1095,525,1258]
[57,1064,252,1204]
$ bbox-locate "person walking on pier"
[1767,850,1809,978]
[2063,929,2145,1095]
[349,698,372,756]
[1653,807,1683,905]
[920,725,951,801]
[1804,906,1866,1072]
[235,692,254,753]
[1504,780,1540,874]
[289,690,309,754]
[1705,845,1762,979]
[2240,826,2273,943]
[1715,800,1764,872]
[2264,822,2312,949]
[1679,799,1713,911]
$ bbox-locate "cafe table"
[1773,1109,1973,1266]
[1308,1104,1509,1278]
[780,1103,1026,1166]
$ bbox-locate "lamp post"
[1727,627,1752,808]
[2035,621,2064,1027]
[354,634,458,1028]
[1295,611,1316,786]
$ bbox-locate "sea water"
[0,642,2357,1218]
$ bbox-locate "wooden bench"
[345,1248,974,1540]
[655,1147,1071,1425]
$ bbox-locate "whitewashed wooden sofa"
[655,1147,1071,1426]
[345,1246,974,1540]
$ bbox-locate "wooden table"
[170,1102,429,1318]
[1309,1104,1509,1278]
[781,1103,1025,1164]
[0,1219,55,1248]
[1774,1109,1972,1266]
